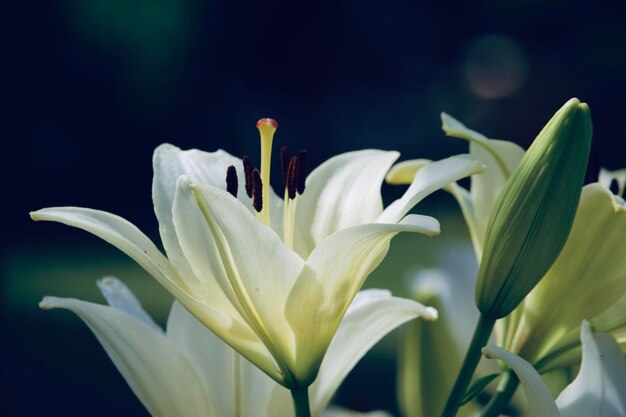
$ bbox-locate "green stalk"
[439,314,496,417]
[291,387,312,417]
[480,370,519,417]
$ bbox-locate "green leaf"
[461,373,500,405]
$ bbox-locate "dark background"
[3,1,626,416]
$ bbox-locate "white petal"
[152,145,247,286]
[286,219,439,383]
[187,181,305,370]
[598,167,626,196]
[30,207,180,293]
[295,150,400,257]
[39,296,213,417]
[482,345,560,417]
[171,177,248,317]
[385,159,432,185]
[309,290,436,416]
[377,155,485,224]
[97,276,162,332]
[556,322,626,417]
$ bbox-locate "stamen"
[296,149,308,195]
[280,146,289,187]
[242,155,254,198]
[609,178,620,195]
[252,169,263,212]
[226,165,238,197]
[287,156,299,200]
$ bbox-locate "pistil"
[256,118,278,226]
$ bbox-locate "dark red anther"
[280,146,289,187]
[252,169,263,212]
[226,165,238,197]
[296,149,308,195]
[242,155,254,198]
[287,156,299,200]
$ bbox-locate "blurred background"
[3,0,626,415]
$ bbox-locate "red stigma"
[256,118,278,129]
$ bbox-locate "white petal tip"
[39,296,59,310]
[97,276,121,288]
[481,346,496,359]
[423,306,439,321]
[175,175,192,187]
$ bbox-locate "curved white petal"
[441,112,524,180]
[385,159,432,185]
[186,180,305,372]
[377,155,485,224]
[30,207,180,293]
[39,296,214,417]
[295,150,400,257]
[152,145,246,286]
[171,177,249,318]
[286,218,439,383]
[556,322,626,417]
[309,289,436,416]
[482,345,560,417]
[97,276,162,332]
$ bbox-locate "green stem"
[480,370,519,417]
[291,386,312,417]
[439,314,496,417]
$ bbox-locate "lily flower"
[387,111,626,371]
[483,321,626,417]
[31,119,483,391]
[41,277,428,417]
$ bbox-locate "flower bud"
[476,98,592,318]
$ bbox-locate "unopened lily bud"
[476,98,592,318]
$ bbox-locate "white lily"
[483,321,626,417]
[41,277,428,417]
[31,119,484,391]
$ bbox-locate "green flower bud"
[476,98,592,318]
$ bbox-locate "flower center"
[224,118,308,249]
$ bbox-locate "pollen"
[252,168,263,212]
[242,155,254,198]
[287,156,299,200]
[226,165,238,197]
